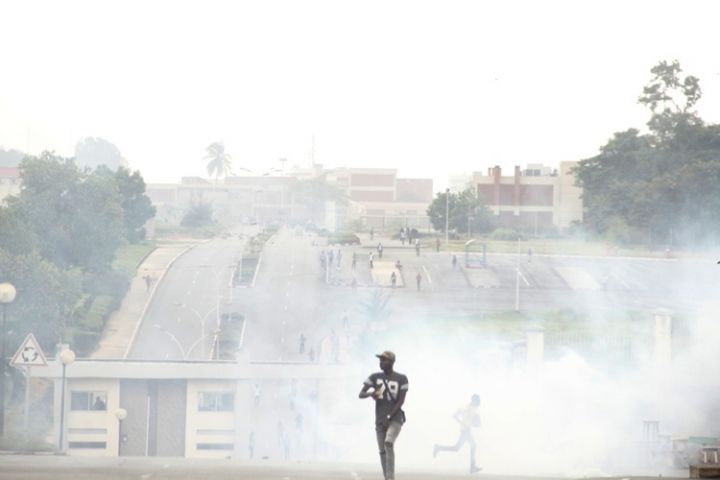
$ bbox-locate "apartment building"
[474,161,582,232]
[146,166,434,231]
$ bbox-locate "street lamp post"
[0,282,17,437]
[515,237,521,312]
[58,348,75,452]
[445,188,450,246]
[114,408,127,457]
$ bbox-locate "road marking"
[518,268,530,286]
[422,265,433,285]
[615,275,631,289]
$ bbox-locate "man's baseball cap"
[375,351,396,362]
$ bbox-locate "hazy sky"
[1,0,719,188]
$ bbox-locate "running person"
[359,351,409,480]
[433,394,482,473]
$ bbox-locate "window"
[197,443,234,450]
[69,441,107,449]
[198,392,234,412]
[70,391,107,411]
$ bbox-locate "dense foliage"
[426,188,495,235]
[573,60,720,245]
[0,152,155,349]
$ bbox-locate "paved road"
[128,229,720,362]
[131,230,720,362]
[0,455,687,480]
[129,231,254,360]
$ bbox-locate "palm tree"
[204,142,233,184]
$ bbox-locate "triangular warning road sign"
[11,333,48,367]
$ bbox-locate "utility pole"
[445,188,450,246]
[515,237,520,311]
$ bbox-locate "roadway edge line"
[421,265,433,285]
[123,242,204,360]
[251,254,262,288]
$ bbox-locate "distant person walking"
[359,351,409,480]
[452,255,458,270]
[143,274,154,293]
[299,334,306,354]
[527,247,533,263]
[415,238,420,257]
[342,309,350,330]
[390,271,397,288]
[254,383,262,407]
[369,252,375,270]
[377,242,384,259]
[416,271,422,291]
[433,394,482,474]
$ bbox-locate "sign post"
[10,334,48,429]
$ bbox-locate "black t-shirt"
[364,371,409,424]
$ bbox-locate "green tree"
[75,137,126,170]
[573,60,720,245]
[205,142,232,184]
[638,60,702,147]
[95,167,156,243]
[13,153,125,271]
[0,249,82,349]
[426,188,495,235]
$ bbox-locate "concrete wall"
[64,378,120,457]
[185,379,237,458]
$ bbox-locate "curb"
[123,243,204,359]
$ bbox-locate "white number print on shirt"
[376,379,399,400]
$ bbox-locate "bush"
[84,270,130,297]
[181,202,213,227]
[490,228,524,241]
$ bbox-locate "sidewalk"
[91,242,198,359]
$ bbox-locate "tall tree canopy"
[573,60,720,245]
[75,137,127,170]
[426,188,495,235]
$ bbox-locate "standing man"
[390,271,397,289]
[433,394,482,474]
[415,238,420,257]
[299,333,306,354]
[359,351,409,480]
[378,242,384,259]
[369,251,375,270]
[416,271,422,291]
